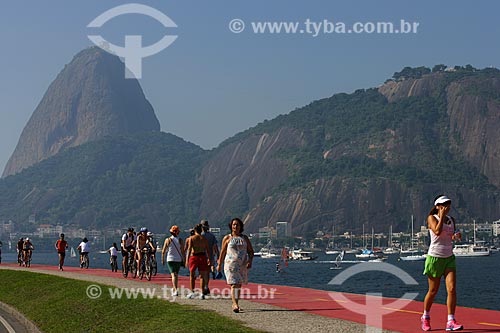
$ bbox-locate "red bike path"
[4,263,500,333]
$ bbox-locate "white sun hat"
[434,195,451,206]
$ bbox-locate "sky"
[1,0,500,173]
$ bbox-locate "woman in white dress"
[218,218,254,312]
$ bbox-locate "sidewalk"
[2,263,500,332]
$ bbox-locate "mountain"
[2,47,160,178]
[1,63,499,235]
[199,66,500,234]
[0,132,205,231]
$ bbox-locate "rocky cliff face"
[378,73,500,187]
[201,70,500,234]
[2,47,160,177]
[199,127,303,222]
[446,78,500,187]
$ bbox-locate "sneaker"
[203,288,210,295]
[446,319,463,331]
[172,290,178,297]
[187,292,195,299]
[199,294,205,300]
[421,317,431,331]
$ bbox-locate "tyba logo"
[328,262,419,333]
[87,3,177,79]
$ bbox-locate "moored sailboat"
[453,220,490,257]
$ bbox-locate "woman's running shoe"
[421,316,431,331]
[445,319,463,331]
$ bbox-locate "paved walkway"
[2,263,500,332]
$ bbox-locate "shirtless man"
[185,224,211,299]
[136,227,151,274]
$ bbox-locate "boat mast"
[362,223,366,248]
[473,219,476,246]
[411,215,414,250]
[332,224,335,248]
[389,225,392,248]
[371,227,374,250]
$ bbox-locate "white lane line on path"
[0,313,16,333]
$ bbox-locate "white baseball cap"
[434,195,451,206]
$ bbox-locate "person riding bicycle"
[108,242,119,272]
[121,227,136,272]
[22,238,34,263]
[77,237,90,268]
[136,227,152,273]
[146,231,157,256]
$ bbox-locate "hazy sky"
[1,1,499,173]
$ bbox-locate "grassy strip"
[0,270,261,333]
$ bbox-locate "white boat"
[383,247,399,255]
[400,248,420,254]
[355,249,378,259]
[258,239,280,259]
[343,231,360,254]
[453,220,491,257]
[325,224,341,254]
[368,257,387,262]
[356,227,378,259]
[453,244,490,257]
[260,252,279,259]
[399,215,426,261]
[383,226,399,255]
[290,249,317,261]
[399,254,426,261]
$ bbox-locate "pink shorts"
[189,254,209,272]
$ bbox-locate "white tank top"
[427,214,455,258]
[166,236,183,262]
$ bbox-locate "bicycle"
[151,254,157,276]
[110,256,118,272]
[139,249,153,281]
[22,250,32,267]
[122,249,137,278]
[80,252,90,269]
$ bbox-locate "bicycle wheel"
[130,258,137,278]
[122,260,128,277]
[145,259,152,281]
[152,257,157,276]
[139,259,145,280]
[85,255,89,269]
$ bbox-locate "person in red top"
[55,233,68,271]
